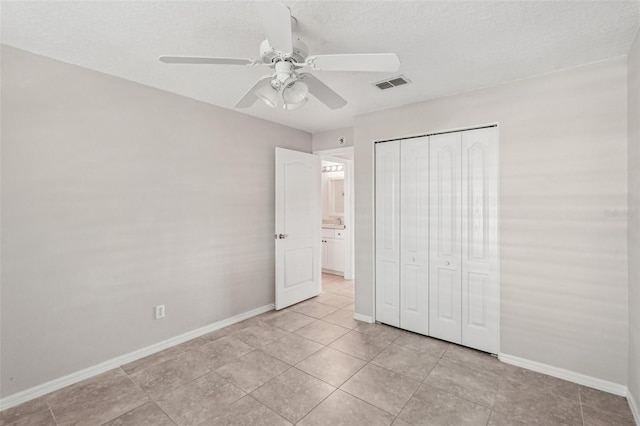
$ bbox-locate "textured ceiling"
[1,1,639,133]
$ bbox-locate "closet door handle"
[444,261,450,266]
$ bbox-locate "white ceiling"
[2,1,639,133]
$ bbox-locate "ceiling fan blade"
[306,53,400,72]
[299,73,347,110]
[255,2,293,54]
[235,76,273,108]
[159,56,253,65]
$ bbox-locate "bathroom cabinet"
[321,228,345,274]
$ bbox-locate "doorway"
[314,147,355,288]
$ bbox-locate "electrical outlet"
[155,305,165,319]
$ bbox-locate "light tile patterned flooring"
[1,273,635,426]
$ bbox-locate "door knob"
[411,257,416,262]
[276,234,287,239]
[444,261,450,266]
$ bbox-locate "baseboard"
[353,312,373,323]
[628,389,640,426]
[499,353,627,396]
[0,303,274,411]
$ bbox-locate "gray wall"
[628,29,640,407]
[0,46,311,396]
[312,127,354,152]
[354,57,629,385]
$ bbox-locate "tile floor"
[1,273,636,426]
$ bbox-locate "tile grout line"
[249,363,296,395]
[335,357,404,417]
[424,357,501,409]
[111,368,167,423]
[247,311,349,424]
[330,329,419,419]
[295,353,368,390]
[417,360,500,416]
[293,384,339,425]
[249,363,333,424]
[127,361,215,403]
[242,394,292,426]
[290,340,374,423]
[578,388,586,426]
[497,372,583,408]
[380,336,432,425]
[154,400,178,426]
[48,406,59,426]
[324,336,390,363]
[336,354,422,420]
[44,394,57,426]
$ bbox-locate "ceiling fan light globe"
[255,85,279,109]
[282,81,309,105]
[283,97,308,110]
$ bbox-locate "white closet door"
[429,132,462,343]
[375,141,401,327]
[461,128,499,353]
[400,137,430,335]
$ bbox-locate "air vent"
[374,75,411,90]
[375,81,394,90]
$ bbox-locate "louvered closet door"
[400,137,430,335]
[375,140,401,327]
[429,132,462,344]
[461,128,499,353]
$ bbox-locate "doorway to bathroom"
[315,147,354,290]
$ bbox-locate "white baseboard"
[353,312,373,323]
[499,353,627,396]
[0,304,274,411]
[628,389,640,426]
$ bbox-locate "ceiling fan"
[158,2,400,111]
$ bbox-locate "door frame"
[313,147,355,280]
[372,123,500,354]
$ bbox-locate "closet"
[375,126,498,354]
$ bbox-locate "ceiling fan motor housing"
[272,61,297,87]
[260,39,307,64]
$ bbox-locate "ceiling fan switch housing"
[260,39,307,64]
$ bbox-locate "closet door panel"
[400,137,430,335]
[461,128,499,353]
[375,141,401,327]
[429,133,462,344]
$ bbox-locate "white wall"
[0,46,311,397]
[628,28,640,411]
[354,57,629,385]
[312,127,354,152]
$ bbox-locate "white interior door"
[400,137,430,335]
[461,128,499,353]
[429,133,462,344]
[375,141,401,327]
[275,148,321,310]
